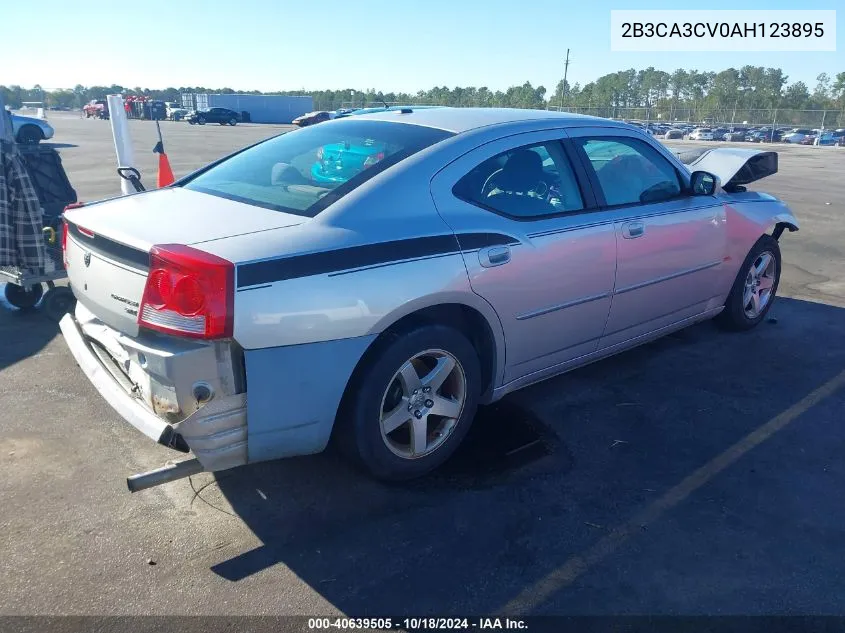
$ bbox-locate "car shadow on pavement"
[0,293,60,372]
[207,297,845,615]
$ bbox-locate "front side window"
[453,141,584,218]
[183,119,453,217]
[577,137,683,206]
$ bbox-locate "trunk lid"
[64,188,305,336]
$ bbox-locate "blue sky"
[5,0,842,93]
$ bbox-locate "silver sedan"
[60,108,798,489]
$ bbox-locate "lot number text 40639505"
[307,617,528,630]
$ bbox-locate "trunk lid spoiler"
[670,147,778,191]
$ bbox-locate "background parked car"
[10,112,55,144]
[746,129,782,143]
[83,100,109,119]
[663,129,684,140]
[723,131,746,142]
[292,111,332,127]
[186,107,241,126]
[811,133,838,146]
[166,102,190,121]
[782,128,814,144]
[688,128,714,141]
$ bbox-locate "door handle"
[622,221,645,239]
[479,245,511,268]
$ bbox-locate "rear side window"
[577,137,683,207]
[183,120,453,217]
[453,141,585,218]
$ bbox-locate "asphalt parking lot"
[1,113,844,616]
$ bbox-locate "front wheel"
[716,234,781,331]
[335,325,481,481]
[197,117,206,125]
[228,118,237,126]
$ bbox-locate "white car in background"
[165,102,191,121]
[688,128,714,141]
[9,112,55,144]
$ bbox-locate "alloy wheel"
[379,349,467,459]
[743,250,776,319]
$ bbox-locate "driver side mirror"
[690,171,719,196]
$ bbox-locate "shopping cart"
[1,117,78,321]
[1,166,145,320]
[0,222,75,321]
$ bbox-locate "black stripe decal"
[236,232,517,288]
[67,223,150,270]
[327,252,456,278]
[454,232,519,250]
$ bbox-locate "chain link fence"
[548,105,845,129]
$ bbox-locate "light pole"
[559,49,570,112]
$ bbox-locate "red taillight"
[61,202,85,269]
[61,221,69,268]
[138,244,234,339]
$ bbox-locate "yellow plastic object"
[43,226,57,245]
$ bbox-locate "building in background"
[180,93,313,124]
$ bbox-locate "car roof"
[352,107,606,133]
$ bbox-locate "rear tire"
[335,325,481,481]
[4,283,43,309]
[716,234,781,331]
[228,118,237,126]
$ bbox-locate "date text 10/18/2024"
[307,618,528,630]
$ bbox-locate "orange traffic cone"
[153,119,175,188]
[157,152,175,187]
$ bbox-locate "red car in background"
[83,100,109,119]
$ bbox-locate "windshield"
[182,119,453,217]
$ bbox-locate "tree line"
[4,66,844,118]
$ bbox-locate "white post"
[0,92,14,143]
[107,94,137,196]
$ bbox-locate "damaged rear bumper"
[59,303,248,478]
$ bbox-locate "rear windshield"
[183,120,452,217]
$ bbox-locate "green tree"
[814,73,831,100]
[783,81,810,109]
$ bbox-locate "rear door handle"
[622,221,645,239]
[479,245,511,268]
